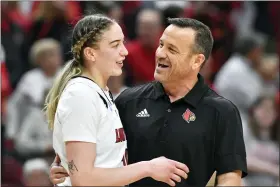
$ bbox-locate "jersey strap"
[71,75,109,108]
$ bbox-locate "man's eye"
[169,48,176,53]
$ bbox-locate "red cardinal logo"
[182,109,196,123]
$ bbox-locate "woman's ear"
[83,47,96,62]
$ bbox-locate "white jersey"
[53,77,127,186]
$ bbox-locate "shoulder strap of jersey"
[71,76,109,108]
[97,93,108,108]
[108,91,114,103]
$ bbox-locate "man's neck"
[162,76,198,103]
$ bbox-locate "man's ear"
[192,54,205,70]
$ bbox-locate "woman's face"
[93,22,128,77]
[253,98,277,128]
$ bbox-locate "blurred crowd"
[1,1,279,186]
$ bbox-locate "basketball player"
[49,17,247,186]
[44,14,188,186]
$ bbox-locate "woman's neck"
[82,69,108,90]
[108,78,123,94]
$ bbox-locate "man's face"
[154,25,203,83]
[250,46,263,66]
[39,49,62,76]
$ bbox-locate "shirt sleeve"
[58,94,99,143]
[214,100,248,178]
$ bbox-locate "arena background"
[1,1,279,186]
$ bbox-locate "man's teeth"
[158,63,169,67]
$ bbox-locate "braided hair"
[45,14,114,129]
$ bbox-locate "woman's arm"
[66,141,189,186]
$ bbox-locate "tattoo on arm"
[68,160,78,174]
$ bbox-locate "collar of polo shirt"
[152,73,209,108]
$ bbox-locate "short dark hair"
[234,37,261,56]
[167,18,214,64]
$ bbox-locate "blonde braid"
[71,17,113,62]
[71,29,97,61]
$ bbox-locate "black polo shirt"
[115,74,247,187]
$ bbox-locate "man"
[214,36,265,118]
[214,36,265,136]
[50,18,247,186]
[6,38,62,143]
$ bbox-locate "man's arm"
[217,170,242,186]
[214,100,248,186]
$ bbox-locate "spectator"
[155,1,189,11]
[243,96,279,186]
[93,2,127,36]
[161,5,185,27]
[125,8,163,85]
[267,2,280,57]
[108,3,123,22]
[121,1,142,40]
[1,45,12,123]
[21,1,71,63]
[6,38,62,141]
[1,1,31,89]
[1,1,31,31]
[14,88,53,159]
[22,158,51,186]
[185,2,239,76]
[31,1,82,25]
[1,46,13,159]
[214,36,265,121]
[106,2,127,36]
[257,54,279,94]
